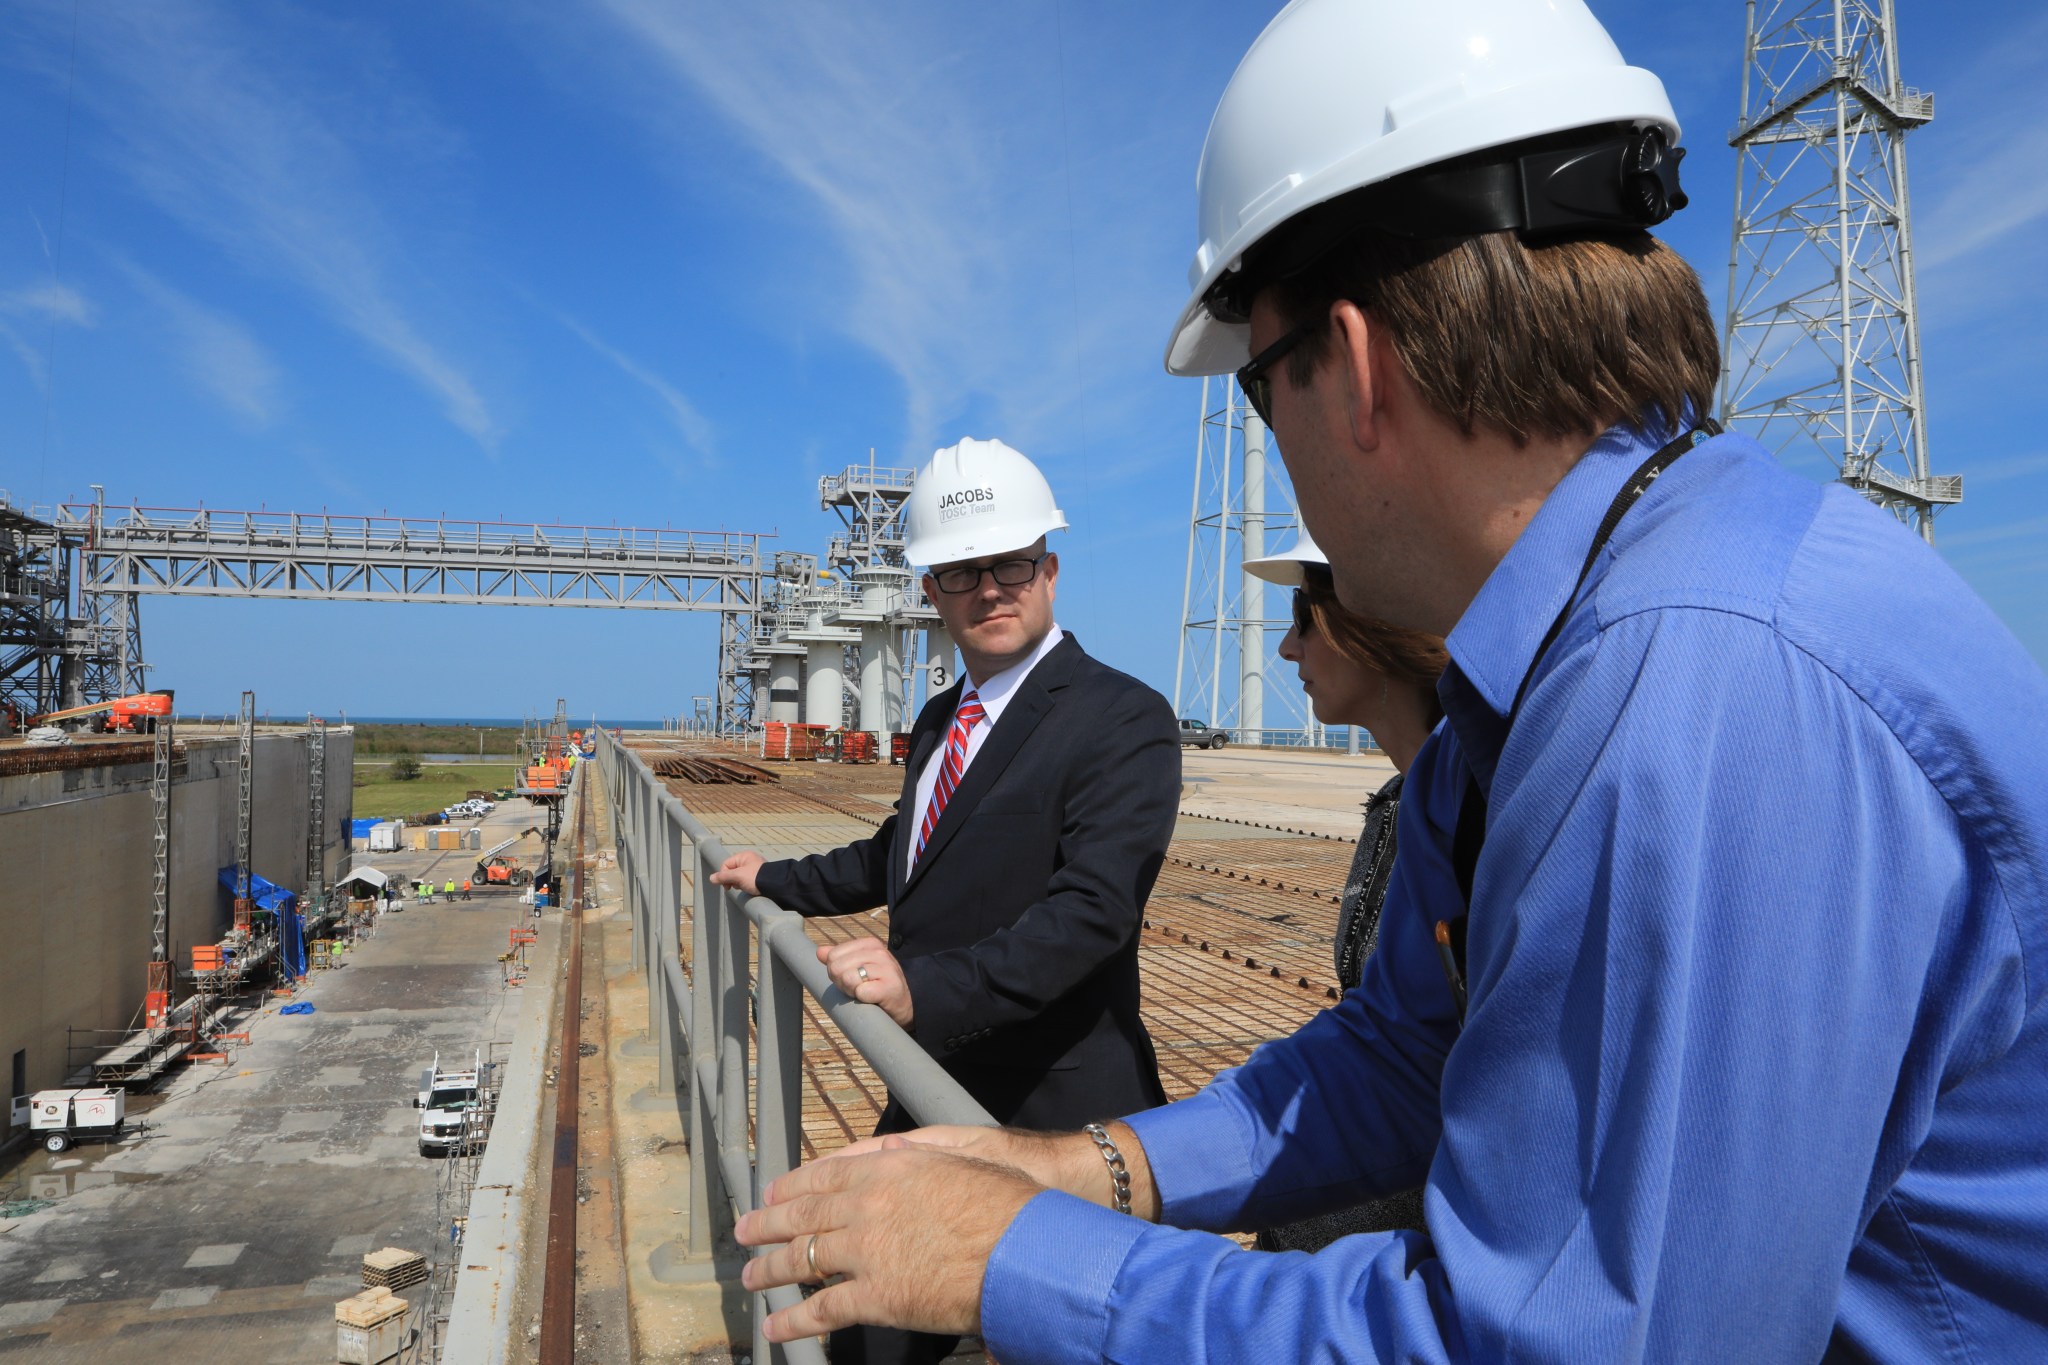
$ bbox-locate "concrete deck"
[0,800,562,1361]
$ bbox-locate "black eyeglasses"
[930,552,1049,595]
[1236,319,1317,428]
[1291,587,1316,638]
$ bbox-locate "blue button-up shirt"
[978,424,2048,1362]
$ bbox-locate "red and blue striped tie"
[915,690,986,866]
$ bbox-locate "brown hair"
[1299,566,1448,721]
[1270,228,1720,446]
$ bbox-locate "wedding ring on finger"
[805,1233,823,1284]
[857,965,870,982]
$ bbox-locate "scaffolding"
[146,715,174,1029]
[306,716,328,925]
[235,691,254,922]
[1720,0,1960,539]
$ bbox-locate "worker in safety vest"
[443,879,456,900]
[461,878,472,901]
[732,1,2048,1360]
[416,879,431,904]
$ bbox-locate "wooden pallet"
[361,1246,428,1291]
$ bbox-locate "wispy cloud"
[582,2,1061,451]
[0,280,97,388]
[1937,512,2048,552]
[559,315,714,462]
[0,323,48,389]
[114,257,282,424]
[1956,449,2048,486]
[1912,8,2048,273]
[1,281,97,327]
[1917,119,2048,270]
[11,1,495,446]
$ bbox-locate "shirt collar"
[962,624,1064,726]
[1443,422,1671,721]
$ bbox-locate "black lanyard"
[1437,421,1721,1023]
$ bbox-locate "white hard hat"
[1242,526,1330,588]
[902,438,1068,567]
[1167,0,1685,376]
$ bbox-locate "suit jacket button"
[889,933,903,949]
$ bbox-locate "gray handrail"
[594,729,994,1365]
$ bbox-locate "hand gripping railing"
[593,729,994,1365]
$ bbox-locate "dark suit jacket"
[755,633,1178,1132]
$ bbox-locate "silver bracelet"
[1083,1123,1133,1215]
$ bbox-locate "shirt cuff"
[982,1191,1147,1365]
[1122,1084,1260,1228]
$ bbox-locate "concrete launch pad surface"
[0,803,556,1360]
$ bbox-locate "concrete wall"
[0,726,354,1105]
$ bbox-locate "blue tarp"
[279,902,308,978]
[217,866,298,916]
[218,867,307,978]
[350,818,379,837]
[279,1001,315,1015]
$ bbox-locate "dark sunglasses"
[1291,587,1316,638]
[1236,319,1317,427]
[930,551,1049,595]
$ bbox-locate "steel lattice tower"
[1720,0,1960,540]
[1174,377,1321,745]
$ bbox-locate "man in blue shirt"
[734,1,2048,1359]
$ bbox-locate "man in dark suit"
[712,437,1179,1365]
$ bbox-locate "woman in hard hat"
[1246,529,1445,1251]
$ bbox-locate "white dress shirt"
[905,625,1065,878]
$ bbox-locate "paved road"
[0,804,553,1360]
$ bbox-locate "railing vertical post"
[687,845,717,1255]
[628,766,647,973]
[753,931,804,1365]
[715,880,749,1166]
[655,804,681,1097]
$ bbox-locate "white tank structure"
[924,624,957,699]
[804,641,843,727]
[852,567,912,735]
[845,566,914,734]
[766,654,801,724]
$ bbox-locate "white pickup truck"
[414,1052,490,1157]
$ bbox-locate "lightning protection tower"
[1174,378,1317,745]
[1720,0,1960,541]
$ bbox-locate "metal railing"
[594,729,994,1365]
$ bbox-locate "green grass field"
[352,762,523,821]
[351,724,524,756]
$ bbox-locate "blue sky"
[1,0,2042,721]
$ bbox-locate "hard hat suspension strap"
[1211,124,1688,323]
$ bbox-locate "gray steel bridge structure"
[7,494,774,733]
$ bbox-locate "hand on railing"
[735,1143,1040,1344]
[819,940,913,1029]
[709,850,765,897]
